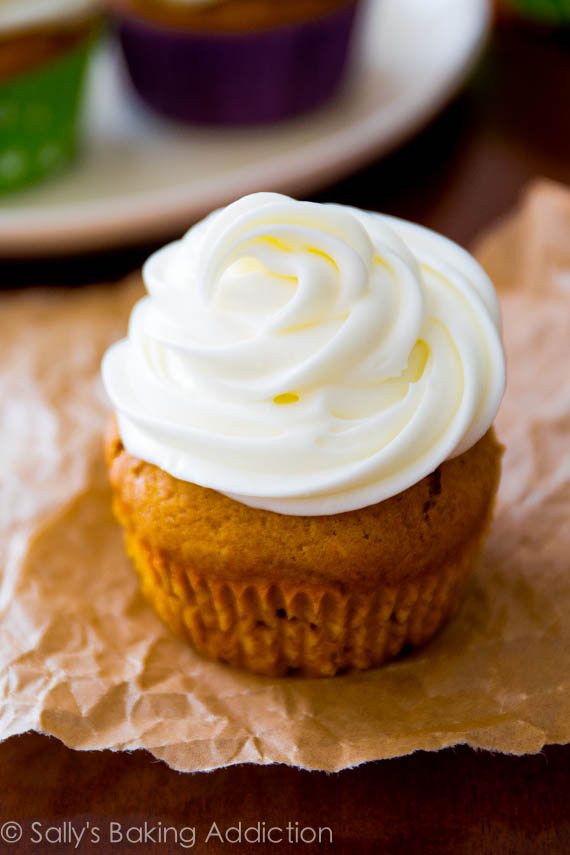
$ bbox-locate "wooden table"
[1,15,570,854]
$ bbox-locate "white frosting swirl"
[102,193,505,516]
[0,0,97,35]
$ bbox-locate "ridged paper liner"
[123,527,482,677]
[0,35,93,194]
[508,0,570,22]
[114,1,361,125]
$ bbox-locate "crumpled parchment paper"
[1,179,569,773]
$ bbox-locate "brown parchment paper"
[1,179,570,773]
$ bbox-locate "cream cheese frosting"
[0,0,96,35]
[102,193,506,516]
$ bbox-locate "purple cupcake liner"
[115,1,361,125]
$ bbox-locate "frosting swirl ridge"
[102,193,505,515]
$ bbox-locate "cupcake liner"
[114,1,361,125]
[123,527,482,677]
[0,35,93,195]
[507,0,570,22]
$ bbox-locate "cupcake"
[102,193,506,677]
[505,0,570,23]
[107,0,362,124]
[0,0,99,194]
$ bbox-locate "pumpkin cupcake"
[102,193,506,677]
[107,0,362,124]
[0,0,99,194]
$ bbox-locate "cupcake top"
[160,1,224,5]
[102,193,505,516]
[110,0,350,32]
[0,0,97,35]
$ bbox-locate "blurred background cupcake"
[504,0,570,23]
[108,0,363,125]
[0,0,100,195]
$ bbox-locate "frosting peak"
[102,193,505,515]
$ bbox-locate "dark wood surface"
[1,14,570,855]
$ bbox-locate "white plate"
[0,0,489,256]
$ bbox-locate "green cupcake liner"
[507,0,570,23]
[0,35,93,195]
